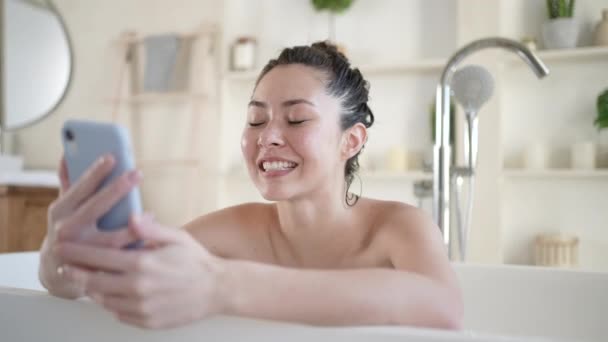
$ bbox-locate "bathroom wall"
[9,0,608,269]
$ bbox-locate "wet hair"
[255,41,375,206]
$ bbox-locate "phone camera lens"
[65,129,74,141]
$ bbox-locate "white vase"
[593,9,608,46]
[542,18,579,49]
[598,129,608,168]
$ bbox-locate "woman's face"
[241,64,345,201]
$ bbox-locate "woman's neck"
[273,177,362,265]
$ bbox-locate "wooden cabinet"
[0,185,58,253]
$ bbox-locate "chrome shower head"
[450,65,495,116]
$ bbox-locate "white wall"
[12,0,223,226]
[8,0,608,269]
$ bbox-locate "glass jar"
[231,36,257,71]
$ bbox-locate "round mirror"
[1,0,73,131]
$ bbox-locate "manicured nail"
[59,264,74,278]
[90,293,103,304]
[132,213,142,225]
[128,170,142,182]
[95,155,106,167]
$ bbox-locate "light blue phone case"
[62,119,142,232]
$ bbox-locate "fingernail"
[59,264,73,277]
[132,213,142,225]
[90,293,103,304]
[128,170,142,182]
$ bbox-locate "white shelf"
[358,58,446,75]
[502,169,608,179]
[138,159,201,168]
[219,170,432,182]
[505,46,608,66]
[108,92,208,104]
[222,57,447,83]
[361,170,433,181]
[222,70,259,82]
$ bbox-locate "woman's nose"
[257,122,284,147]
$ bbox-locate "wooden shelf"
[505,46,608,66]
[502,169,608,179]
[109,92,208,104]
[116,25,220,45]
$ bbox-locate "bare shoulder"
[183,202,274,259]
[364,198,457,286]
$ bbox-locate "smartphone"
[61,119,143,232]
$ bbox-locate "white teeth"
[262,161,297,171]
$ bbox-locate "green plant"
[311,0,354,41]
[595,89,608,130]
[311,0,354,13]
[546,0,576,19]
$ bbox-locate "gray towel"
[143,34,180,92]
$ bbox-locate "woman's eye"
[248,122,265,127]
[288,120,307,125]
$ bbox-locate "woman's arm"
[219,261,461,329]
[218,206,463,329]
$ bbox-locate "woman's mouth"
[258,160,298,177]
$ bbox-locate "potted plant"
[595,89,608,167]
[310,0,354,43]
[542,0,579,49]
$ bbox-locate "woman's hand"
[55,214,225,329]
[39,155,142,298]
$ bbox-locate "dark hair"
[255,41,375,206]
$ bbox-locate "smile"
[261,161,297,171]
[257,158,299,176]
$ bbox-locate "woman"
[39,42,463,330]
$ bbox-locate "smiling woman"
[38,41,463,330]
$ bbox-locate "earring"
[345,173,363,206]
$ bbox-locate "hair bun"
[311,41,349,64]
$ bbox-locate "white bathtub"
[0,252,605,341]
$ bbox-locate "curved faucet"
[433,37,549,259]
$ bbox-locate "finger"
[58,157,70,194]
[57,154,116,213]
[58,264,95,291]
[58,170,141,241]
[130,213,186,245]
[96,294,155,317]
[55,242,142,273]
[115,312,159,330]
[81,213,154,249]
[83,226,140,249]
[62,267,137,297]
